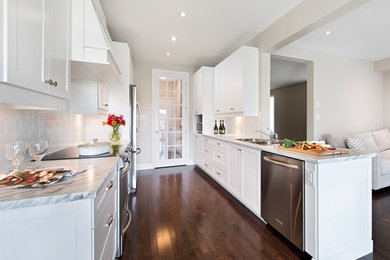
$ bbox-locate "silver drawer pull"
[216,142,220,145]
[263,156,299,170]
[216,155,221,158]
[106,181,113,191]
[105,215,114,227]
[230,108,234,111]
[122,209,132,235]
[216,171,221,175]
[204,163,208,167]
[237,148,242,151]
[216,110,220,112]
[204,149,208,152]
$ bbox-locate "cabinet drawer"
[214,165,228,185]
[202,136,211,144]
[214,149,228,168]
[94,168,117,225]
[202,143,213,160]
[94,181,116,260]
[202,158,213,175]
[212,139,228,150]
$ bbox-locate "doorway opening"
[270,56,308,141]
[152,70,189,168]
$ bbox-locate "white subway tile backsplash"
[0,109,87,168]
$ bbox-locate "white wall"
[273,45,383,139]
[383,72,390,128]
[133,59,197,167]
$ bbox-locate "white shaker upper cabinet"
[0,0,70,99]
[193,66,214,115]
[214,46,258,116]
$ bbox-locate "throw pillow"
[372,128,390,152]
[346,136,366,151]
[353,133,379,153]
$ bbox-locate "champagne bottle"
[218,120,223,135]
[221,120,226,135]
[214,120,218,134]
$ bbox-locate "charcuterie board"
[0,169,70,189]
[279,145,349,156]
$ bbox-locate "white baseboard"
[136,163,154,170]
[187,159,195,165]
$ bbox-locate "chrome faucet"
[256,128,279,141]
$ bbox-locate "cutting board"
[279,145,349,156]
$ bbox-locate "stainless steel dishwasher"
[261,151,304,250]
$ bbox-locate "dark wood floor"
[120,166,390,260]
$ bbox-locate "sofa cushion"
[372,128,390,152]
[353,132,379,153]
[346,136,366,151]
[323,134,348,148]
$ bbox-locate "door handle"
[263,156,299,169]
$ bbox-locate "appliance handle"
[263,156,299,170]
[121,208,132,235]
[121,162,131,175]
[136,101,141,135]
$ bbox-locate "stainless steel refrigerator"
[129,84,141,193]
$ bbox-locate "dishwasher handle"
[263,156,299,170]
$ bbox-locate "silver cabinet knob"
[45,79,53,85]
[52,81,57,87]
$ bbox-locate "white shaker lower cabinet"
[0,168,118,260]
[241,147,261,216]
[228,144,243,198]
[197,136,261,217]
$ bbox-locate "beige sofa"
[324,128,390,190]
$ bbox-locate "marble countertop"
[201,134,376,164]
[0,157,121,211]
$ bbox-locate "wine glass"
[28,140,48,169]
[4,142,28,173]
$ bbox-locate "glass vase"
[109,126,121,155]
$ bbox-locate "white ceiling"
[271,57,307,89]
[291,0,390,61]
[99,0,303,67]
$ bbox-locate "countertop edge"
[200,134,376,163]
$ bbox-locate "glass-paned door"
[153,70,188,167]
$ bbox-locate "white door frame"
[152,69,189,168]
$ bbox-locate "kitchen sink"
[236,138,282,145]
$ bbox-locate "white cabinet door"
[242,146,261,215]
[98,82,110,110]
[193,69,202,114]
[45,0,69,99]
[213,46,258,116]
[4,0,69,98]
[228,145,243,198]
[6,0,47,93]
[196,135,202,165]
[214,62,224,114]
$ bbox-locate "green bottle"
[218,120,223,135]
[214,120,218,134]
[221,120,226,135]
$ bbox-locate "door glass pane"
[158,77,183,162]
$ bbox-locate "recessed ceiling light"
[179,11,186,17]
[160,77,167,80]
[325,30,331,35]
[171,36,176,42]
[166,52,171,56]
